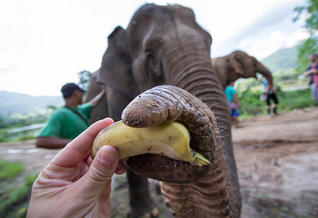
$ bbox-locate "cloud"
[0,0,146,96]
[285,28,309,47]
[238,31,287,58]
[211,0,307,59]
[0,0,308,95]
[227,1,296,42]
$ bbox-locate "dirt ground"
[0,107,317,217]
[234,107,318,217]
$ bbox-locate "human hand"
[27,118,126,218]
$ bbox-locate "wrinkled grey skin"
[83,71,108,123]
[212,50,273,89]
[88,4,241,217]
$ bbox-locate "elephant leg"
[126,170,157,217]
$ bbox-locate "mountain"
[261,45,298,73]
[0,91,63,121]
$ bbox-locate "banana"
[92,121,210,166]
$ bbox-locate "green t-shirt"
[225,85,236,102]
[38,103,93,139]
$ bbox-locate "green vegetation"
[295,37,318,73]
[294,0,318,32]
[78,70,92,91]
[0,159,37,218]
[238,87,315,118]
[0,159,24,180]
[294,0,318,73]
[0,126,40,143]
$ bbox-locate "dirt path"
[233,107,318,217]
[0,107,317,217]
[0,140,59,173]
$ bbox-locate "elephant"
[211,50,273,89]
[83,70,108,123]
[87,3,241,217]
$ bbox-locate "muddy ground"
[0,107,317,217]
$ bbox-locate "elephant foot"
[126,169,159,218]
[127,206,160,218]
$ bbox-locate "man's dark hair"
[226,79,235,86]
[61,83,85,99]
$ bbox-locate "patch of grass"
[0,130,37,143]
[0,174,38,218]
[17,134,36,141]
[0,159,24,180]
[0,158,38,218]
[0,136,9,142]
[0,130,10,142]
[238,87,315,117]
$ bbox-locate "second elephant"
[212,50,273,89]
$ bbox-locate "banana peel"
[92,121,210,167]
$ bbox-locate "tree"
[78,70,91,91]
[47,105,57,110]
[0,117,6,128]
[294,0,318,73]
[295,37,318,73]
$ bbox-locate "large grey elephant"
[87,4,241,217]
[212,50,273,89]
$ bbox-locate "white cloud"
[0,0,308,95]
[285,28,309,48]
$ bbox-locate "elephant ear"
[229,52,245,77]
[97,26,138,99]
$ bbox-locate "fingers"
[53,118,114,167]
[115,159,127,175]
[76,146,119,195]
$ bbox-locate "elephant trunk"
[158,41,241,217]
[256,62,274,87]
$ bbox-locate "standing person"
[303,54,318,104]
[260,75,279,116]
[36,82,106,149]
[225,80,240,128]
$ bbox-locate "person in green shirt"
[36,82,106,149]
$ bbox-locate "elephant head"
[96,4,241,217]
[212,50,273,89]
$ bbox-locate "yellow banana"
[92,121,210,166]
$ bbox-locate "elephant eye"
[252,57,257,65]
[145,50,155,59]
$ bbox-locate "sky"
[0,0,308,96]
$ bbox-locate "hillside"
[261,45,298,73]
[0,91,63,121]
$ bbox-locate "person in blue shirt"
[225,80,240,128]
[259,76,278,115]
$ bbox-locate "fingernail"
[96,146,117,169]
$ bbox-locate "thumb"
[77,146,119,195]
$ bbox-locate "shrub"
[238,88,314,117]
